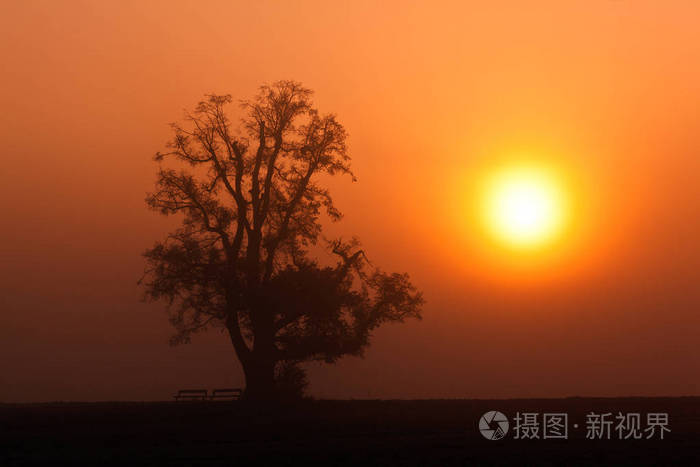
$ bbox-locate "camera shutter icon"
[479,411,509,440]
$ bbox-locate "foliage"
[140,81,424,399]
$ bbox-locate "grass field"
[2,398,699,466]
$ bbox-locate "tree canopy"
[141,81,423,399]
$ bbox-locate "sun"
[481,165,567,249]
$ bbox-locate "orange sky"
[1,1,699,401]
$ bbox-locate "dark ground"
[2,397,699,466]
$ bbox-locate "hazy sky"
[1,1,699,402]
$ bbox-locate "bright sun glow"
[482,165,567,249]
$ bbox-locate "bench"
[209,388,242,400]
[173,389,208,401]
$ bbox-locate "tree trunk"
[226,322,277,401]
[241,297,278,401]
[226,295,277,400]
[241,354,276,401]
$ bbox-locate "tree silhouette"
[140,81,424,400]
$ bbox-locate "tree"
[140,81,424,400]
